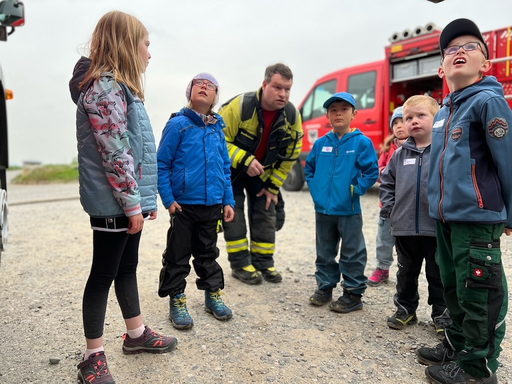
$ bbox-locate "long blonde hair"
[80,11,147,100]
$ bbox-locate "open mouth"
[453,57,466,65]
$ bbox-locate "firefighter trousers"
[436,221,508,378]
[158,204,224,298]
[223,174,276,270]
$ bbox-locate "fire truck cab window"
[348,71,376,110]
[301,79,337,122]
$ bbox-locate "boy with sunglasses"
[417,18,512,384]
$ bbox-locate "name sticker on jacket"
[322,146,333,153]
[404,158,416,166]
[433,119,445,129]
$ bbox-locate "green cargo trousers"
[436,221,508,378]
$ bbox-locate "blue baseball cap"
[323,92,357,110]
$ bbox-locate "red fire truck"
[283,22,512,191]
[0,0,25,262]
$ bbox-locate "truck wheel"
[0,188,7,264]
[282,161,305,191]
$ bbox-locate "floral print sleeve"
[83,74,141,216]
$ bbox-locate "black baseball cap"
[440,18,489,59]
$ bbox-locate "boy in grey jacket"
[380,95,451,339]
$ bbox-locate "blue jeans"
[314,212,368,295]
[375,216,394,269]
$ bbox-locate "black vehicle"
[0,0,24,263]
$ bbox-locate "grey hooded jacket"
[379,137,436,237]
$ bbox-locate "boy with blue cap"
[305,92,379,312]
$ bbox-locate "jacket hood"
[443,76,504,107]
[69,56,92,105]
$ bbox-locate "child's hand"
[223,205,235,223]
[168,201,182,215]
[148,211,158,220]
[127,213,144,234]
[505,228,512,236]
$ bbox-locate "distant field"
[11,164,78,184]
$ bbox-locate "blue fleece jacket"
[305,129,379,216]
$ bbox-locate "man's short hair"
[403,95,440,117]
[264,63,293,83]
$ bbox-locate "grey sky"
[1,0,511,166]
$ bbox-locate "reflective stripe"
[270,169,286,184]
[226,238,248,254]
[230,147,245,167]
[251,241,275,255]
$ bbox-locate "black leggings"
[83,230,141,339]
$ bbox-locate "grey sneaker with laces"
[426,363,497,384]
[416,342,458,366]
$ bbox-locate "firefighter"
[219,63,303,284]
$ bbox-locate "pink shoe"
[368,268,389,286]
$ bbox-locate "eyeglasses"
[193,79,217,91]
[443,42,483,56]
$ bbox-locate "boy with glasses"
[416,18,512,384]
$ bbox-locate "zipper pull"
[138,163,142,179]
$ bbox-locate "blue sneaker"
[169,293,194,330]
[205,289,233,320]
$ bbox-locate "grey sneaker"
[426,363,497,384]
[416,342,458,366]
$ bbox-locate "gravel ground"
[1,174,511,383]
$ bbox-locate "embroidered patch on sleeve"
[487,117,509,140]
